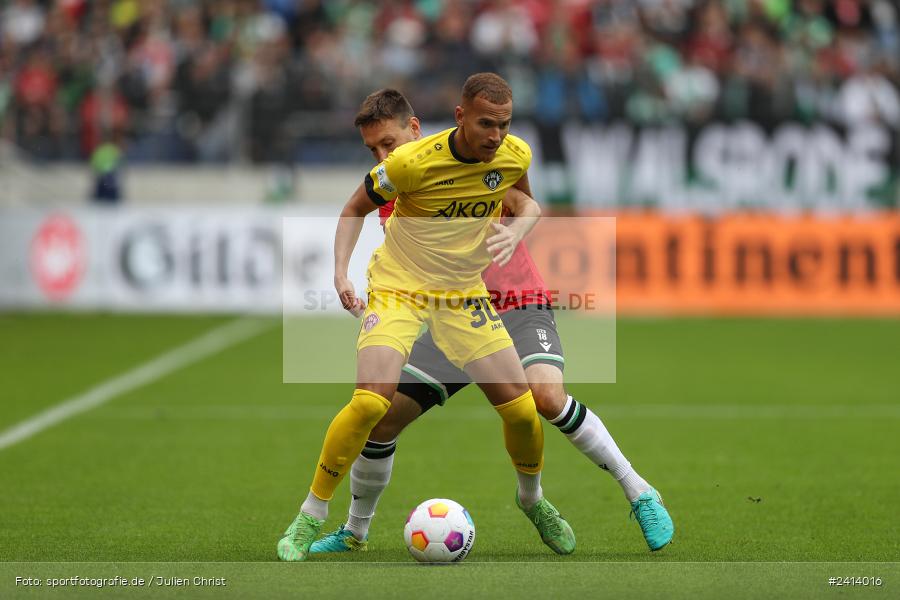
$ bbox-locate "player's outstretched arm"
[487,174,541,267]
[334,184,376,316]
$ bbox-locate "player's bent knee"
[349,389,392,428]
[356,381,398,403]
[530,382,567,419]
[478,381,530,408]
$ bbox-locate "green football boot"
[309,524,368,553]
[276,512,324,562]
[630,488,674,551]
[516,495,576,555]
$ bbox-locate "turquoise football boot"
[630,488,674,551]
[309,524,368,553]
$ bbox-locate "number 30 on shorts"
[465,298,501,328]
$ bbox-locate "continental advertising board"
[529,213,900,316]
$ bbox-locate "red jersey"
[482,239,551,313]
[378,200,549,313]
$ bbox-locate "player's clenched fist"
[335,275,366,317]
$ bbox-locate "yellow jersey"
[364,127,532,297]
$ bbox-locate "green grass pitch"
[1,313,898,598]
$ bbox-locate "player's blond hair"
[354,89,415,128]
[462,73,512,105]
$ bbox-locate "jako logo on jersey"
[482,170,503,190]
[363,312,380,332]
[437,179,454,186]
[375,164,395,193]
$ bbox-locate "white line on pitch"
[0,317,275,451]
[88,403,900,421]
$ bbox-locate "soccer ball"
[403,498,475,563]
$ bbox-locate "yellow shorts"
[357,291,513,369]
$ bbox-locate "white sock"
[550,395,652,502]
[301,490,328,521]
[516,470,543,509]
[345,439,396,540]
[617,469,652,503]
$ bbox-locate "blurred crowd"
[1,0,899,164]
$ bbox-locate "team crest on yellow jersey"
[483,170,503,190]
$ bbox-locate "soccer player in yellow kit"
[309,90,673,556]
[277,73,576,561]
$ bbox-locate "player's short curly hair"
[462,73,512,105]
[354,89,415,128]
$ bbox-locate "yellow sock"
[494,389,544,474]
[310,389,391,501]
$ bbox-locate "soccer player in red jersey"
[310,88,673,555]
